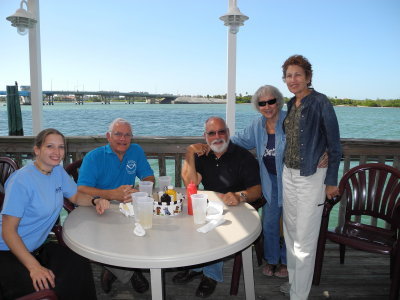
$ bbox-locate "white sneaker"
[279,281,290,295]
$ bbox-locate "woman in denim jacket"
[231,85,288,278]
[280,55,341,300]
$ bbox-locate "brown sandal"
[274,264,288,278]
[262,263,275,276]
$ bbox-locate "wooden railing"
[0,136,201,187]
[1,136,399,229]
[1,136,399,187]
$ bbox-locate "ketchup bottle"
[186,181,197,215]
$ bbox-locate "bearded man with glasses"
[174,116,262,298]
[78,117,155,295]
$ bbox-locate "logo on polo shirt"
[126,160,137,174]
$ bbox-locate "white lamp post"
[220,0,248,135]
[7,0,43,135]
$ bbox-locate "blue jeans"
[193,261,224,282]
[263,173,287,265]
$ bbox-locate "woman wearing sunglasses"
[231,85,289,279]
[280,54,341,300]
[231,82,330,286]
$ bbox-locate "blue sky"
[1,0,399,100]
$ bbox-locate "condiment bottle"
[166,185,177,203]
[186,181,197,215]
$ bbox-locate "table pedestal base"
[242,245,255,300]
[149,246,255,300]
[150,268,163,299]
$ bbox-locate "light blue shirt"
[0,163,77,251]
[78,144,154,189]
[231,111,286,207]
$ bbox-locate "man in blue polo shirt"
[78,117,155,295]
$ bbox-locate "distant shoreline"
[0,99,399,108]
[329,98,400,108]
[334,104,399,108]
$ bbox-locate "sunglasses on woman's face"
[258,98,277,106]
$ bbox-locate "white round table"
[62,190,261,299]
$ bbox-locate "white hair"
[108,118,133,134]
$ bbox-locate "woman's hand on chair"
[325,185,339,199]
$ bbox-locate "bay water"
[0,102,399,139]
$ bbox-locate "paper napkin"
[197,217,226,233]
[206,201,223,221]
[119,203,135,217]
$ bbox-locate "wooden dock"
[90,242,396,300]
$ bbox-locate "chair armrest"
[321,195,341,217]
[393,204,400,229]
[326,195,341,206]
[63,197,76,213]
[249,196,267,210]
[51,224,66,247]
[15,289,58,300]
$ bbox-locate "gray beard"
[209,139,229,154]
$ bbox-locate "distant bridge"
[0,90,178,105]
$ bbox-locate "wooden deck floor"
[91,242,397,300]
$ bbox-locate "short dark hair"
[203,116,227,132]
[282,54,313,87]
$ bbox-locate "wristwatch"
[91,196,100,206]
[239,192,248,202]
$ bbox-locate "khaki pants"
[282,166,326,300]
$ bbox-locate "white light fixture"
[220,0,248,135]
[6,0,43,135]
[6,0,37,36]
[220,0,248,34]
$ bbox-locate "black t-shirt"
[263,133,277,175]
[195,142,260,194]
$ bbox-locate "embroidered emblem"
[55,186,62,193]
[126,160,137,174]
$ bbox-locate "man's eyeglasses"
[112,132,132,138]
[205,129,227,137]
[258,98,277,106]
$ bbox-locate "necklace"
[34,161,52,175]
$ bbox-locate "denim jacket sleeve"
[232,113,286,207]
[230,118,259,150]
[321,97,342,186]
